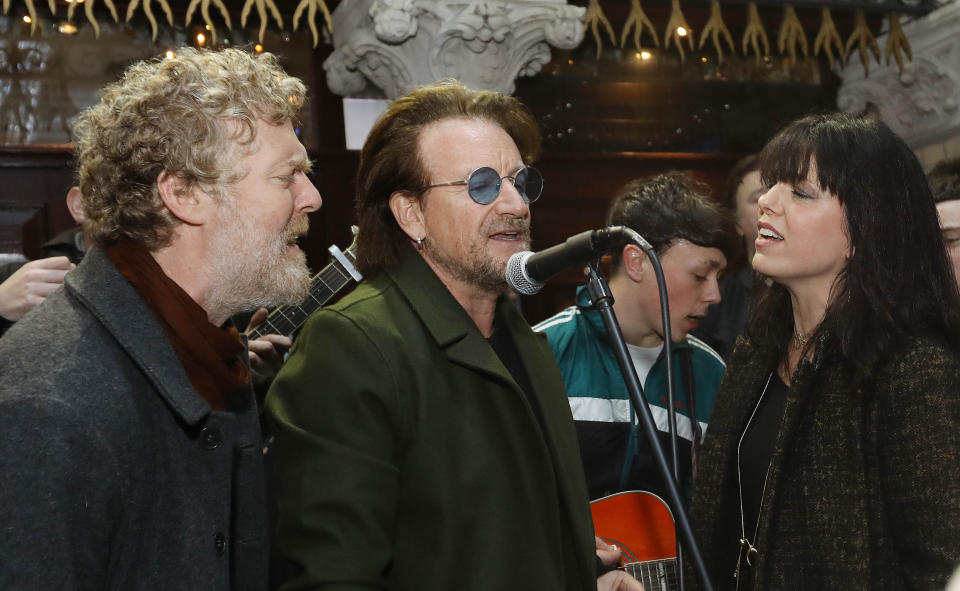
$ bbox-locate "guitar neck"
[624,558,678,591]
[248,258,355,340]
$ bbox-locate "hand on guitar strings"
[595,536,622,567]
[245,307,293,388]
[598,570,645,591]
[596,537,645,591]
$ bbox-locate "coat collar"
[383,245,596,585]
[384,244,523,387]
[65,247,211,425]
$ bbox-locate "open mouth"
[758,225,784,240]
[491,230,522,241]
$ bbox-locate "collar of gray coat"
[65,247,213,425]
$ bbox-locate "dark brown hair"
[748,113,960,386]
[353,79,541,275]
[605,171,739,271]
[929,157,960,204]
[722,154,761,213]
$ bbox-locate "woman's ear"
[157,171,207,226]
[389,190,426,243]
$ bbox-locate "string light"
[58,22,78,34]
[205,24,211,30]
[254,43,264,53]
[701,56,708,63]
[165,50,176,59]
[196,33,206,46]
[640,50,652,60]
[676,26,687,37]
[22,15,32,23]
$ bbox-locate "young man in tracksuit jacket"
[535,172,738,503]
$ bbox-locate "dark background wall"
[0,0,858,323]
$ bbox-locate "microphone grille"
[506,251,543,296]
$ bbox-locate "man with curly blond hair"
[0,47,321,590]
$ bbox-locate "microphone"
[506,226,650,295]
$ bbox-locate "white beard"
[205,200,311,320]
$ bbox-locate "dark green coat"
[266,247,598,591]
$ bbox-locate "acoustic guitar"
[591,490,678,591]
[247,226,361,340]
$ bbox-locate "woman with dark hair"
[690,112,960,590]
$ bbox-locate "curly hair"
[73,47,307,249]
[748,113,960,387]
[605,171,739,271]
[354,79,541,275]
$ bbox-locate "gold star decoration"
[292,0,333,48]
[742,2,770,65]
[845,8,881,77]
[698,0,734,64]
[185,0,232,43]
[12,0,54,35]
[620,0,658,52]
[813,6,845,70]
[664,0,694,63]
[126,0,174,41]
[884,12,912,76]
[242,0,284,44]
[777,4,809,66]
[67,0,118,38]
[584,0,616,58]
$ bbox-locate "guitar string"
[254,259,354,337]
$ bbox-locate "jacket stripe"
[568,397,708,442]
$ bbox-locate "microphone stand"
[584,258,713,591]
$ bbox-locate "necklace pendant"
[739,537,759,566]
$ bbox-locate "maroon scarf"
[105,241,249,411]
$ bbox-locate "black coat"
[0,248,269,590]
[691,334,960,590]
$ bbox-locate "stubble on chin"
[423,216,531,296]
[207,212,313,320]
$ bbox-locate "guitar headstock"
[345,225,360,265]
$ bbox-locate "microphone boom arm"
[584,232,714,591]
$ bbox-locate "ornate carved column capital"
[324,0,586,99]
[838,1,960,148]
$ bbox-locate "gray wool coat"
[0,247,269,591]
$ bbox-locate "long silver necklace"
[734,371,774,585]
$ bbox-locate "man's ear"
[621,244,648,283]
[65,186,86,224]
[388,190,425,243]
[157,171,207,226]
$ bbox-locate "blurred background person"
[693,155,763,361]
[0,186,86,336]
[930,157,960,288]
[691,113,960,590]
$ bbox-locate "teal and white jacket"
[533,287,725,501]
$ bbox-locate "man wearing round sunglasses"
[266,80,642,591]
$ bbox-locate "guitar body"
[592,490,678,590]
